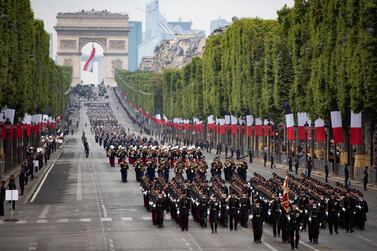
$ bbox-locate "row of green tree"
[117,0,376,125]
[0,0,72,121]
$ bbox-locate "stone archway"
[55,10,130,86]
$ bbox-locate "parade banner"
[330,111,344,144]
[350,111,362,145]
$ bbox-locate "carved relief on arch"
[63,58,73,66]
[111,59,123,73]
[79,37,106,51]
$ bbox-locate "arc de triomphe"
[55,10,130,86]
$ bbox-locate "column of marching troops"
[86,102,369,250]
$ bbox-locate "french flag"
[330,111,344,144]
[255,118,263,136]
[219,119,226,135]
[350,111,362,145]
[314,118,325,142]
[297,112,309,140]
[285,113,294,140]
[246,115,254,136]
[83,45,96,72]
[230,115,238,135]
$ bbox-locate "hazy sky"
[30,0,293,84]
[31,0,293,37]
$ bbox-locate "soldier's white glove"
[309,217,312,222]
[249,215,253,220]
[177,210,180,215]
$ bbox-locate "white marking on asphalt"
[101,217,112,222]
[16,220,27,224]
[36,219,47,224]
[79,218,91,222]
[262,242,278,251]
[300,240,321,251]
[56,219,69,223]
[142,216,152,220]
[77,164,82,201]
[121,217,133,221]
[124,208,137,212]
[39,205,50,219]
[30,151,61,203]
[356,235,377,247]
[187,233,203,251]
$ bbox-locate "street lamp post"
[267,120,271,162]
[304,121,309,160]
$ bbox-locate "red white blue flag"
[83,44,96,72]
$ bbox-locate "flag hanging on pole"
[350,111,362,145]
[297,112,309,140]
[314,118,325,142]
[83,44,96,72]
[281,175,290,213]
[285,114,294,140]
[330,111,344,144]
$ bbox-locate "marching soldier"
[155,193,165,228]
[220,194,229,228]
[327,194,340,234]
[108,145,116,167]
[308,201,320,244]
[288,203,301,250]
[251,199,264,243]
[343,191,355,233]
[179,193,191,231]
[209,196,220,233]
[199,195,209,228]
[228,193,240,231]
[270,194,282,237]
[240,192,251,228]
[120,160,129,183]
[355,195,368,230]
[296,189,309,231]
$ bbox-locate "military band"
[85,101,369,248]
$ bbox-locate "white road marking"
[187,233,203,251]
[124,208,137,212]
[36,219,47,224]
[262,242,278,251]
[101,217,112,222]
[142,216,152,220]
[30,151,61,203]
[16,220,27,224]
[76,164,82,201]
[79,218,91,222]
[299,239,321,251]
[356,234,377,247]
[56,219,69,223]
[121,217,133,221]
[39,205,50,219]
